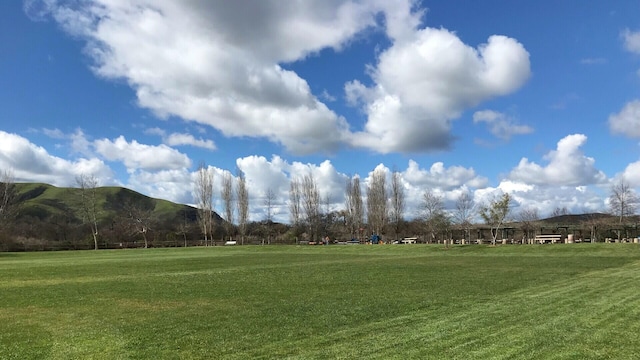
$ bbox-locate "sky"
[1,0,640,223]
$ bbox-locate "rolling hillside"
[13,182,221,226]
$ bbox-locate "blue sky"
[2,0,640,222]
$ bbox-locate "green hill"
[13,182,221,227]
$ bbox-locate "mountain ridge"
[13,182,222,224]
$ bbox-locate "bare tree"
[176,208,192,247]
[123,199,154,248]
[0,169,18,230]
[479,193,512,245]
[320,194,333,241]
[221,171,235,241]
[75,174,101,250]
[609,178,638,223]
[322,194,331,216]
[436,212,452,247]
[453,190,475,243]
[263,188,276,244]
[422,190,447,244]
[345,176,364,240]
[551,206,570,217]
[301,173,321,242]
[264,188,276,223]
[194,162,214,246]
[518,207,539,244]
[236,169,249,245]
[289,177,302,242]
[0,170,19,249]
[582,212,605,243]
[389,170,405,240]
[289,178,301,225]
[609,178,638,240]
[366,168,387,238]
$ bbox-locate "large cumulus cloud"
[30,0,386,154]
[0,131,114,186]
[508,134,607,187]
[347,29,531,153]
[32,0,530,155]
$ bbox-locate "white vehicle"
[393,237,417,244]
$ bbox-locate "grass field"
[1,244,640,359]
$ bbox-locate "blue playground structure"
[370,234,381,244]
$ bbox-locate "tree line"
[1,165,639,251]
[281,167,639,245]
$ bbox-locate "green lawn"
[1,244,640,359]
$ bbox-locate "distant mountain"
[13,182,222,225]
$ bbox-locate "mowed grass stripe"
[0,253,430,289]
[1,245,639,359]
[242,259,640,359]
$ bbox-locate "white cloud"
[622,161,640,187]
[320,89,337,102]
[508,134,607,186]
[127,169,193,205]
[0,131,114,186]
[144,127,166,137]
[22,0,54,21]
[348,29,531,153]
[39,0,397,154]
[69,128,94,156]
[486,181,606,218]
[622,28,640,54]
[473,110,534,141]
[622,29,640,77]
[609,100,640,138]
[402,160,488,190]
[474,179,608,219]
[367,0,424,43]
[164,133,216,150]
[35,1,530,155]
[41,128,94,157]
[94,136,191,171]
[237,155,290,200]
[498,180,534,194]
[42,128,65,139]
[0,129,619,222]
